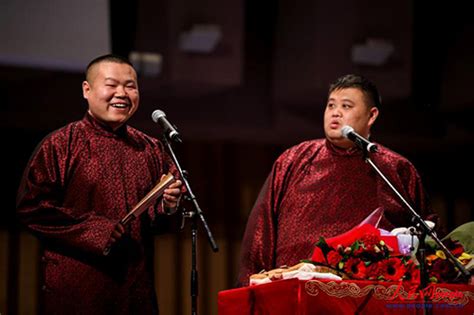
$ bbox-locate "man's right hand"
[103,222,126,256]
[109,222,125,245]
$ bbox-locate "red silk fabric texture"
[17,113,176,314]
[237,139,431,286]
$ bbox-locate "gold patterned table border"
[304,280,474,306]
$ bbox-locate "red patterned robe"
[237,139,431,286]
[16,113,176,314]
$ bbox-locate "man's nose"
[115,85,127,97]
[332,108,342,117]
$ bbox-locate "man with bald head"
[17,54,182,314]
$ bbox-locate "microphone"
[151,110,182,143]
[340,125,378,153]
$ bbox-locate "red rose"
[360,233,380,250]
[429,258,457,283]
[450,244,465,257]
[443,239,465,257]
[366,261,383,280]
[327,250,343,267]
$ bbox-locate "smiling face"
[82,61,139,130]
[323,87,379,149]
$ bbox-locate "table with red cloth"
[218,278,474,314]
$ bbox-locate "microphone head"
[340,125,354,138]
[151,109,166,123]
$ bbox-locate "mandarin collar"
[324,139,364,157]
[83,112,128,138]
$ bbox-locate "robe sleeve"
[408,164,431,216]
[394,158,432,218]
[378,154,434,231]
[236,154,289,287]
[401,160,440,232]
[16,137,116,256]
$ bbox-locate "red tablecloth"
[218,278,474,314]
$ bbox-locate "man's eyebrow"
[104,78,137,84]
[338,97,355,104]
[328,97,355,103]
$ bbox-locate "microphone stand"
[161,136,219,315]
[362,151,471,289]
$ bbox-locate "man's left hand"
[162,175,183,211]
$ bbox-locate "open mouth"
[110,103,129,109]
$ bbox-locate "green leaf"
[315,236,332,257]
[442,221,474,254]
[429,276,439,283]
[351,240,360,252]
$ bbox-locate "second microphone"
[341,125,378,153]
[151,110,182,143]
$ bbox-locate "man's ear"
[368,107,379,126]
[82,81,90,100]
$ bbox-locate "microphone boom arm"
[162,137,218,252]
[364,156,471,287]
[161,134,218,315]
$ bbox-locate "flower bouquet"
[310,226,420,283]
[309,209,473,285]
[424,221,473,284]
